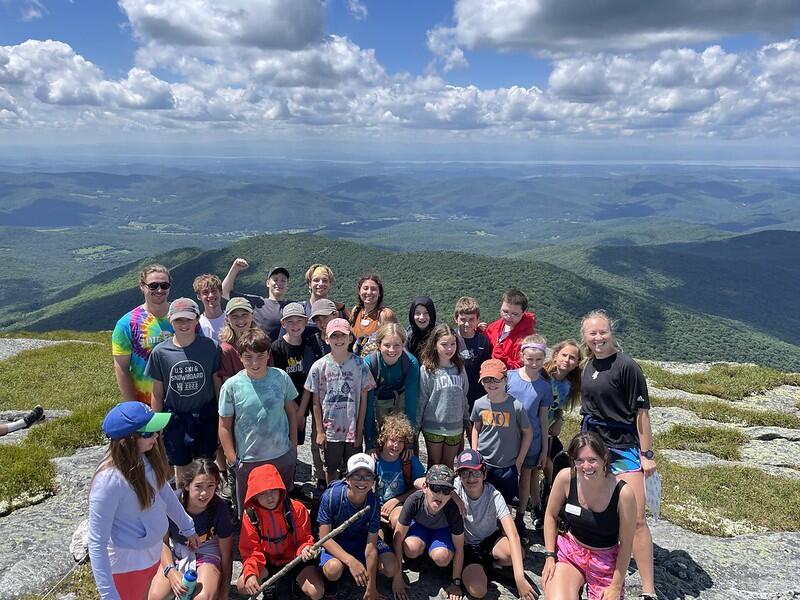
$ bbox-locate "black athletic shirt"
[560,475,625,548]
[580,352,650,448]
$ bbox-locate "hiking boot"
[23,405,44,428]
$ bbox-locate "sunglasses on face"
[428,484,452,495]
[482,377,504,385]
[137,431,156,439]
[348,473,374,482]
[145,282,171,291]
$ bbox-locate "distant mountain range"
[5,232,800,371]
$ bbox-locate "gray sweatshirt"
[418,365,469,436]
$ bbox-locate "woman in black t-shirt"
[579,309,657,600]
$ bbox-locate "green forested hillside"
[521,230,800,348]
[6,233,800,370]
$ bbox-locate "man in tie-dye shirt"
[111,264,174,405]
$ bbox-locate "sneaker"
[532,504,545,531]
[641,594,658,600]
[23,405,45,428]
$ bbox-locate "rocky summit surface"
[0,342,799,599]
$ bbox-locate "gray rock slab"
[659,449,800,481]
[0,445,106,600]
[649,406,739,436]
[738,386,800,416]
[649,520,800,599]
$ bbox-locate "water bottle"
[178,569,197,600]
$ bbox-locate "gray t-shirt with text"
[145,336,220,412]
[470,394,531,468]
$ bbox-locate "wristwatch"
[451,578,463,588]
[543,551,558,561]
[641,449,655,460]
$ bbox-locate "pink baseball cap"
[326,318,351,336]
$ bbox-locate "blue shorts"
[485,464,519,506]
[407,521,454,554]
[319,537,391,567]
[609,447,642,475]
[523,434,544,468]
[162,401,219,467]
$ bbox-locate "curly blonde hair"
[375,414,414,452]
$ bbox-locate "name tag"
[565,503,582,516]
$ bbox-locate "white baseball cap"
[346,452,375,477]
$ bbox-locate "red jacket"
[485,312,537,369]
[239,464,314,580]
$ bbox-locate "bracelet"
[226,457,241,469]
[543,551,558,560]
[163,564,175,577]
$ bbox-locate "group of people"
[88,258,659,600]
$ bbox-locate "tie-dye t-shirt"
[304,353,375,443]
[218,368,298,462]
[111,305,174,405]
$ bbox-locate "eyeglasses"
[145,282,171,291]
[348,473,374,482]
[428,484,452,495]
[137,431,156,439]
[459,469,483,479]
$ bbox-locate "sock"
[6,419,26,433]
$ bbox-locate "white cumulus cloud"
[118,0,324,50]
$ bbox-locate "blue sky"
[1,0,799,160]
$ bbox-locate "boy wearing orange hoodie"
[237,464,324,599]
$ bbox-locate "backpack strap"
[367,351,381,385]
[401,458,413,489]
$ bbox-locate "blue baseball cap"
[102,401,171,440]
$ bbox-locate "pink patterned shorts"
[556,533,623,600]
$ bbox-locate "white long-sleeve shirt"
[88,456,195,600]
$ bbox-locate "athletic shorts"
[321,441,361,473]
[162,401,219,466]
[556,533,622,600]
[319,538,391,568]
[112,561,159,600]
[485,464,519,506]
[464,530,504,568]
[406,521,455,554]
[422,431,462,446]
[608,447,641,475]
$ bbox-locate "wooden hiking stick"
[251,504,371,597]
